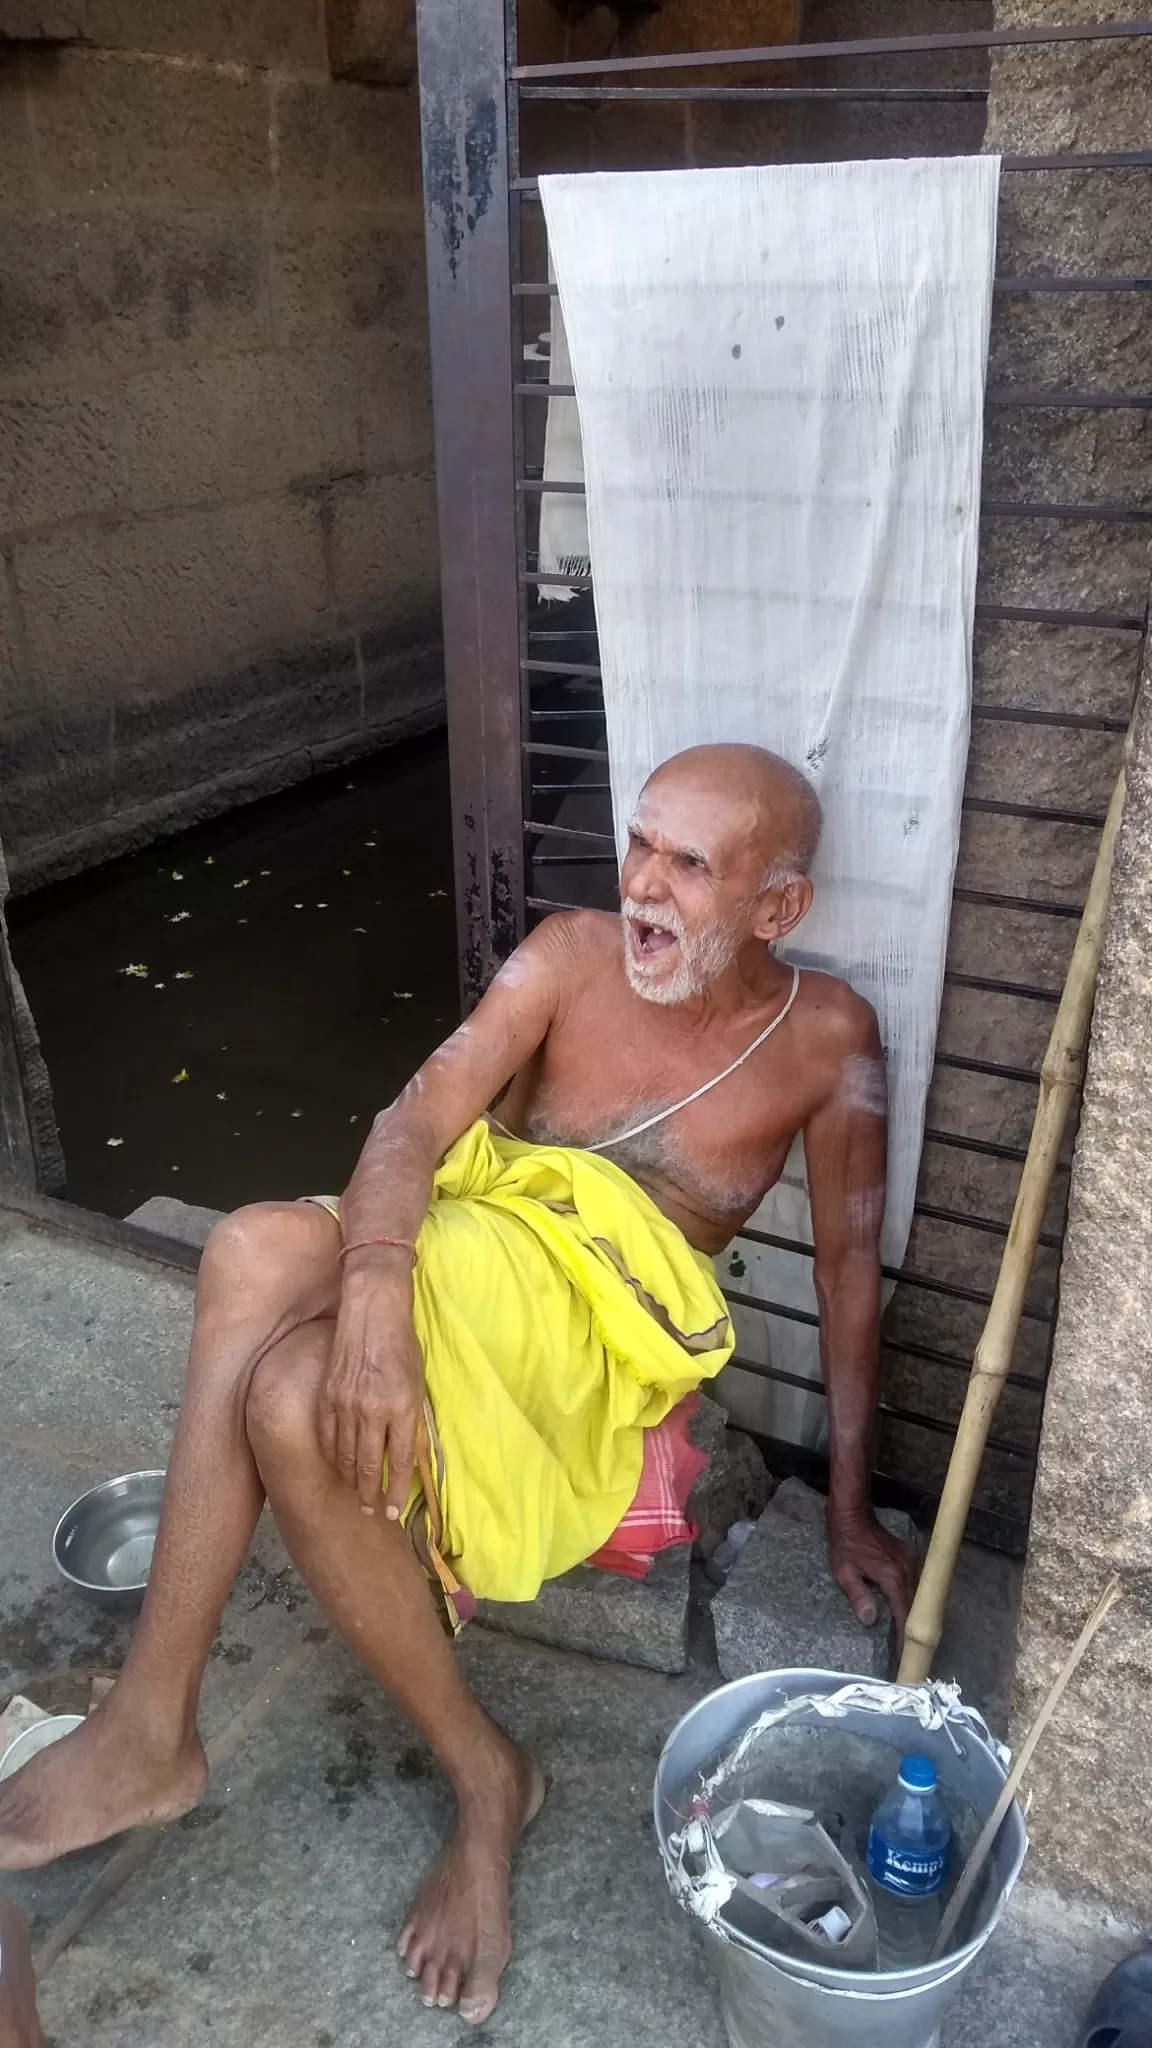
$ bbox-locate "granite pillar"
[1012,639,1152,1919]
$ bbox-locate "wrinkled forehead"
[632,773,766,869]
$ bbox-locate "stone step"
[477,1395,775,1673]
[125,1196,224,1247]
[713,1478,917,1683]
[477,1542,693,1676]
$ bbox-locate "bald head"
[640,744,822,888]
[620,744,821,1003]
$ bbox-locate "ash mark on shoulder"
[491,950,531,990]
[838,1053,888,1119]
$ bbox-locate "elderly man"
[0,743,915,2021]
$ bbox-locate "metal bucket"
[654,1668,1028,2048]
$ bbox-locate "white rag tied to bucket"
[539,157,1000,1444]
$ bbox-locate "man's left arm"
[802,998,919,1636]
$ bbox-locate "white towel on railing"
[540,157,999,1445]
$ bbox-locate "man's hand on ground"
[826,1503,919,1642]
[319,1257,426,1518]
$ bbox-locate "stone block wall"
[987,0,1152,1922]
[0,5,441,889]
[871,0,1151,1543]
[1013,645,1152,1922]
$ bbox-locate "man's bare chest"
[514,992,815,1219]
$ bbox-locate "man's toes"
[459,1956,504,2027]
[436,1962,463,2009]
[401,1925,429,1979]
[420,1958,443,2009]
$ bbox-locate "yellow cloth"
[405,1120,733,1604]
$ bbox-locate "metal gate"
[413,0,1152,1550]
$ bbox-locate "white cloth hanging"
[539,157,999,1446]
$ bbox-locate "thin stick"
[929,1575,1122,1960]
[897,746,1130,1686]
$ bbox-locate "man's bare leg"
[0,1203,342,1869]
[0,1898,43,2048]
[245,1322,543,2027]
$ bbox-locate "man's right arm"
[319,917,572,1517]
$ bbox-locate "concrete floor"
[0,1209,1145,2046]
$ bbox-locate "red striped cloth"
[588,1392,708,1580]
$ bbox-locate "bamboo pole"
[928,1575,1122,1959]
[897,748,1131,1686]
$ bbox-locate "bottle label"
[867,1825,947,1897]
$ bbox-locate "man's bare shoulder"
[491,909,619,998]
[797,969,884,1087]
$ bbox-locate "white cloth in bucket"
[539,157,1000,1444]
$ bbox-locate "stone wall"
[994,0,1152,1922]
[1013,642,1152,1920]
[867,0,1149,1543]
[0,4,441,890]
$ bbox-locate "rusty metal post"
[0,840,47,1194]
[0,947,38,1194]
[416,0,525,1011]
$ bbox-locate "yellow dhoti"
[316,1120,733,1623]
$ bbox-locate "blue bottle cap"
[898,1753,937,1791]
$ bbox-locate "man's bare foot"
[397,1732,546,2026]
[0,1705,208,1870]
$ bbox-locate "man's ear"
[752,876,814,943]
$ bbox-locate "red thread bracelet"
[338,1234,418,1263]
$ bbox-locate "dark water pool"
[8,733,457,1218]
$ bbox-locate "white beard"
[620,897,744,1005]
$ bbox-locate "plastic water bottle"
[706,1518,758,1584]
[866,1753,951,1968]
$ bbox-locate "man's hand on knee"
[319,1250,425,1519]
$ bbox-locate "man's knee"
[245,1332,324,1463]
[200,1202,331,1303]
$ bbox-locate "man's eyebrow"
[627,818,712,868]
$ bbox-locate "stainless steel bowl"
[0,1714,85,1782]
[52,1470,165,1615]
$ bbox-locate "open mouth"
[629,917,680,960]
